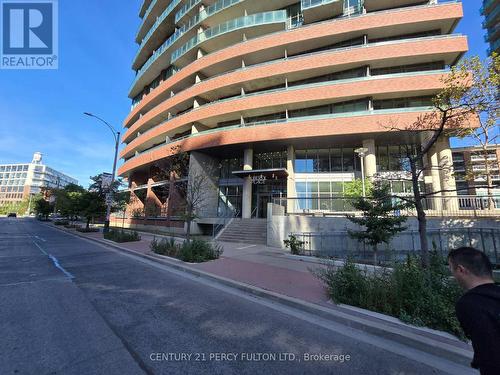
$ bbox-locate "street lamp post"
[84,112,120,234]
[354,147,369,197]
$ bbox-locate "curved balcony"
[136,0,173,44]
[118,107,437,176]
[124,34,467,136]
[121,71,449,158]
[131,10,287,99]
[301,0,343,24]
[139,0,154,18]
[363,0,432,12]
[175,0,202,24]
[133,0,248,71]
[128,1,463,100]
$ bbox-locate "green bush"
[64,224,81,229]
[54,220,70,226]
[316,252,465,339]
[104,229,141,242]
[151,237,179,257]
[76,227,100,233]
[178,239,223,263]
[284,234,305,255]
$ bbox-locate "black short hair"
[448,247,493,278]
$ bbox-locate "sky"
[0,0,491,187]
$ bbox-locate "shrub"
[178,239,223,263]
[104,229,141,242]
[151,237,179,257]
[316,252,465,339]
[54,220,69,226]
[76,227,100,233]
[64,224,81,229]
[284,234,305,255]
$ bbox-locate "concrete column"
[242,148,253,219]
[429,144,443,211]
[437,136,458,211]
[286,145,296,214]
[363,139,377,178]
[436,137,456,195]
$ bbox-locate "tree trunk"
[373,244,378,266]
[416,200,429,267]
[86,218,90,229]
[186,220,191,242]
[410,157,429,268]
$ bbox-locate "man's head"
[448,247,494,290]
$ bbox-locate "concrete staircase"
[216,218,267,245]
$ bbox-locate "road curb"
[46,223,473,367]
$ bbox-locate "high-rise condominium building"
[0,153,78,205]
[119,0,473,226]
[482,0,499,55]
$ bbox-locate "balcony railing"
[175,0,201,23]
[273,195,500,217]
[129,1,461,99]
[124,106,434,161]
[301,0,342,10]
[172,10,288,63]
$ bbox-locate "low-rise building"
[0,152,78,205]
[452,144,500,196]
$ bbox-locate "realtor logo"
[1,0,58,69]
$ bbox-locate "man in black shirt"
[448,247,500,375]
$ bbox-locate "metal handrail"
[212,208,240,238]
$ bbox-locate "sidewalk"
[84,229,328,305]
[48,223,475,371]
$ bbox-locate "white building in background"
[0,152,78,205]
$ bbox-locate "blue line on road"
[32,240,75,280]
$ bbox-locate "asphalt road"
[0,218,461,375]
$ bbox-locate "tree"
[344,178,373,198]
[54,184,86,221]
[33,194,52,220]
[179,162,217,241]
[0,199,29,216]
[80,191,106,229]
[384,55,495,267]
[347,183,408,266]
[451,54,499,207]
[149,145,217,241]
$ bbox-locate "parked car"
[7,213,17,218]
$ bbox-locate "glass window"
[331,182,343,195]
[377,146,389,171]
[342,148,355,172]
[330,148,342,172]
[388,145,402,170]
[391,181,404,193]
[316,149,330,172]
[295,150,314,173]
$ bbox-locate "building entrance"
[252,179,286,218]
